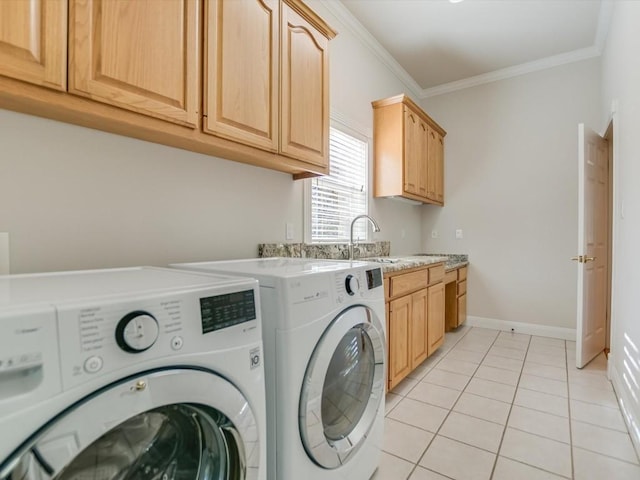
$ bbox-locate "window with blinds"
[311,127,368,243]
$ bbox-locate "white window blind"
[311,127,368,243]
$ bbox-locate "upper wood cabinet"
[205,0,279,151]
[204,0,334,169]
[0,0,67,90]
[372,94,446,205]
[69,0,200,127]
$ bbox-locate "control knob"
[345,274,360,296]
[115,311,159,353]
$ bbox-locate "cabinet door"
[0,0,66,90]
[458,292,467,327]
[435,132,445,204]
[403,107,420,195]
[388,295,412,390]
[410,289,428,369]
[427,125,438,202]
[69,0,199,127]
[427,282,445,355]
[417,120,429,198]
[280,2,329,167]
[205,0,278,151]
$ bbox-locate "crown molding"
[318,0,422,99]
[421,45,601,98]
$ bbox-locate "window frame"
[304,114,373,244]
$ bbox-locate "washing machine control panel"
[335,267,383,303]
[55,282,260,391]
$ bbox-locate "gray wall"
[420,58,602,330]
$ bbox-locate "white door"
[576,124,609,368]
[299,306,385,468]
[0,369,260,480]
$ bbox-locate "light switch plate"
[431,230,438,239]
[285,223,294,241]
[455,229,463,239]
[0,233,9,274]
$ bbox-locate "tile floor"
[374,326,640,480]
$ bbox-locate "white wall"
[0,3,422,274]
[600,0,640,452]
[420,58,602,330]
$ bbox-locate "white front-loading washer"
[0,266,266,480]
[171,258,386,480]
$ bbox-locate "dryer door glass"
[299,306,385,469]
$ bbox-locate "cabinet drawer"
[389,270,428,297]
[384,277,390,301]
[457,279,467,296]
[428,264,444,284]
[444,270,457,284]
[458,266,468,281]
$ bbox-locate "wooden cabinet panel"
[428,282,445,355]
[458,292,467,326]
[458,266,468,282]
[457,279,467,296]
[280,1,329,167]
[388,295,412,390]
[403,107,420,195]
[428,264,445,284]
[426,125,437,201]
[69,0,199,126]
[435,131,445,204]
[389,269,428,298]
[417,120,429,198]
[410,289,428,369]
[0,0,66,90]
[205,0,278,151]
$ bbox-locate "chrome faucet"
[349,215,381,260]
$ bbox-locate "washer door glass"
[55,403,239,480]
[1,369,260,480]
[299,306,385,469]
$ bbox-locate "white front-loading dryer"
[171,258,386,480]
[0,267,266,480]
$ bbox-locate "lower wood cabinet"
[445,266,468,331]
[386,263,445,391]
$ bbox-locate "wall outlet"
[455,229,463,239]
[431,230,438,239]
[0,233,9,274]
[285,223,294,241]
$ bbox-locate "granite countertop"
[362,253,468,274]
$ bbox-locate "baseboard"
[609,360,640,459]
[466,315,576,340]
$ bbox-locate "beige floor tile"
[445,348,485,364]
[497,331,531,343]
[423,368,471,391]
[481,354,524,373]
[573,447,640,480]
[439,411,505,453]
[580,352,608,373]
[568,371,613,390]
[493,457,567,480]
[455,340,493,354]
[571,420,639,464]
[525,352,566,368]
[507,405,570,443]
[387,398,449,433]
[530,336,566,348]
[569,382,618,408]
[408,466,451,480]
[436,357,479,376]
[465,377,516,403]
[407,362,435,381]
[570,399,627,431]
[522,363,567,382]
[565,340,576,351]
[499,427,572,477]
[419,435,496,480]
[407,381,461,410]
[390,377,419,396]
[493,338,529,351]
[371,451,415,480]
[527,344,566,357]
[385,392,403,414]
[383,418,434,463]
[489,345,526,360]
[519,374,568,397]
[474,365,520,386]
[453,392,511,424]
[514,388,569,418]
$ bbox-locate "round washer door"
[1,369,261,480]
[299,305,385,469]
